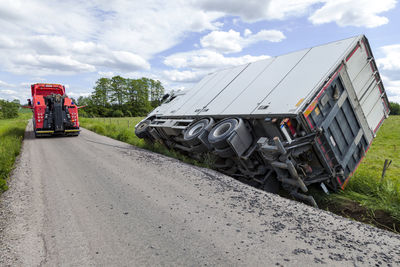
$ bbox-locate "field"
[324,116,400,231]
[0,113,31,191]
[81,116,400,232]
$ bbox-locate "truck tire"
[135,120,152,139]
[208,118,240,149]
[183,118,214,146]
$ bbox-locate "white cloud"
[377,44,400,71]
[196,0,396,28]
[163,70,207,83]
[309,0,396,28]
[0,34,150,75]
[0,0,397,98]
[0,89,17,95]
[110,51,151,70]
[0,82,31,102]
[162,49,270,85]
[164,49,270,70]
[0,80,15,87]
[0,0,222,76]
[200,29,285,53]
[382,75,400,103]
[19,54,96,72]
[196,0,321,21]
[98,71,115,78]
[90,1,221,59]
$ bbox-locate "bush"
[0,100,19,119]
[390,102,400,115]
[112,110,124,117]
[124,110,132,117]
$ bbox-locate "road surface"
[0,121,399,266]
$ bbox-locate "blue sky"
[0,0,399,103]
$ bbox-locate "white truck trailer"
[135,35,389,206]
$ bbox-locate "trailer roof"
[153,35,365,117]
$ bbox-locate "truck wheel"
[208,118,240,149]
[135,120,152,139]
[183,118,214,146]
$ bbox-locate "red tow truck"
[27,83,81,137]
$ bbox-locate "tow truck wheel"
[135,120,152,139]
[183,118,214,146]
[208,118,241,149]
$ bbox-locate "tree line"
[77,76,165,117]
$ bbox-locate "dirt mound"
[324,199,399,233]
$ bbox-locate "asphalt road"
[0,121,399,266]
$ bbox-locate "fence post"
[381,159,392,182]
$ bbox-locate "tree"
[149,79,165,108]
[390,102,400,115]
[110,76,127,106]
[126,78,152,116]
[92,78,111,107]
[79,76,166,117]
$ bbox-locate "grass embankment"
[81,116,400,232]
[0,113,31,192]
[80,117,210,168]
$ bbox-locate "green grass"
[328,116,400,223]
[80,117,211,168]
[81,116,400,230]
[0,113,31,191]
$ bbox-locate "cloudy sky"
[0,0,399,103]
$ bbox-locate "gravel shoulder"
[0,121,399,266]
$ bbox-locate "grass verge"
[80,117,212,168]
[0,113,31,192]
[81,116,400,232]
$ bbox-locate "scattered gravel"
[1,122,399,266]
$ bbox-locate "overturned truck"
[135,35,389,206]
